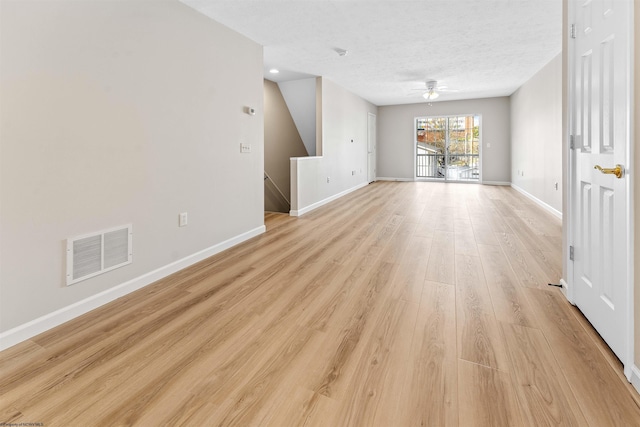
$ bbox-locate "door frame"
[564,0,635,380]
[367,112,377,183]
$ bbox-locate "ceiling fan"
[413,80,458,100]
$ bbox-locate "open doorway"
[367,113,377,183]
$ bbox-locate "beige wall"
[510,54,563,213]
[0,0,264,333]
[377,97,511,183]
[264,79,308,211]
[290,78,377,214]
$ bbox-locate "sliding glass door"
[415,115,480,182]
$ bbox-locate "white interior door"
[570,0,632,370]
[367,113,376,183]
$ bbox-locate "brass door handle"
[594,164,624,179]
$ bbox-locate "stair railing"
[264,171,290,208]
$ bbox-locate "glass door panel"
[416,117,445,179]
[446,116,479,181]
[416,115,479,182]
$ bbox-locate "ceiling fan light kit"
[419,79,446,101]
[334,48,348,57]
[423,90,439,100]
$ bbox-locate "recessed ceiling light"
[269,68,279,74]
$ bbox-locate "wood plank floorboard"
[525,288,640,426]
[404,281,458,427]
[500,322,587,426]
[425,230,455,285]
[496,231,550,289]
[457,359,523,427]
[455,254,510,371]
[1,181,639,426]
[477,243,538,328]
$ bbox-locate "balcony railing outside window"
[416,154,479,180]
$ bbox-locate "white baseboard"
[631,365,640,395]
[511,184,563,219]
[290,182,368,217]
[0,225,266,351]
[375,177,414,182]
[482,181,511,186]
[378,178,511,186]
[559,278,571,301]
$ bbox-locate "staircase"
[264,172,290,213]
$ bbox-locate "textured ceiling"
[180,0,562,106]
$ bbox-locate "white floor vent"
[66,224,132,286]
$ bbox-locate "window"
[416,115,480,181]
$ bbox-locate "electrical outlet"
[179,212,188,227]
[326,177,330,183]
[352,170,356,175]
[554,182,559,190]
[240,143,251,153]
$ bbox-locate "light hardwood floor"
[1,181,640,426]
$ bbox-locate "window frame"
[413,113,483,183]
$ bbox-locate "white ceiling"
[179,0,562,106]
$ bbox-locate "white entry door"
[570,0,632,371]
[367,113,376,183]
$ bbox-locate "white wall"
[278,78,317,156]
[290,78,377,215]
[377,97,511,183]
[511,54,563,213]
[0,0,264,338]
